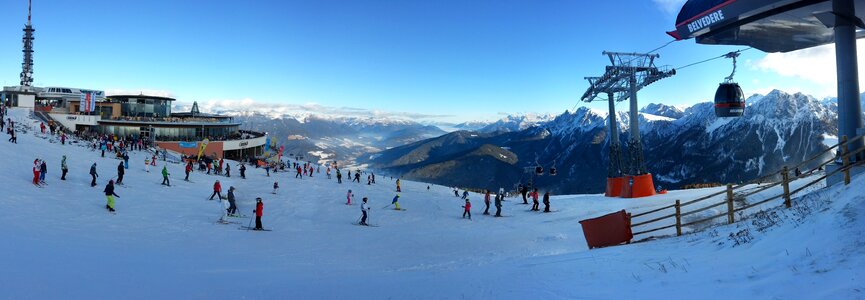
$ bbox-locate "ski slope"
[1,107,863,299]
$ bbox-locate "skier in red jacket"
[254,198,264,230]
[462,199,472,220]
[209,180,223,200]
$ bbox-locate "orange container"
[619,175,633,198]
[605,177,624,197]
[579,210,633,249]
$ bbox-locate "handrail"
[628,132,865,241]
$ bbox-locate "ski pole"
[246,211,254,231]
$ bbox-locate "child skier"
[346,189,353,205]
[209,180,223,200]
[161,165,170,186]
[39,160,47,183]
[32,159,41,185]
[531,188,540,211]
[144,157,151,173]
[462,199,472,220]
[392,194,401,210]
[61,155,68,180]
[104,179,119,212]
[272,181,279,194]
[360,197,370,226]
[396,179,401,192]
[543,191,551,212]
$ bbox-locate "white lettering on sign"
[687,10,725,33]
[66,116,77,120]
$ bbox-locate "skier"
[543,191,551,213]
[225,163,231,177]
[144,157,151,173]
[116,161,125,185]
[184,162,192,181]
[353,172,361,183]
[272,181,279,194]
[454,189,459,197]
[239,164,246,179]
[209,180,223,200]
[326,167,331,179]
[295,165,302,178]
[371,173,375,184]
[396,179,401,192]
[253,198,264,230]
[346,189,353,205]
[60,155,68,180]
[483,190,491,215]
[39,159,48,183]
[122,152,129,169]
[392,194,401,210]
[336,170,343,184]
[89,163,99,187]
[462,199,472,220]
[60,133,66,145]
[104,179,119,212]
[494,193,503,217]
[161,165,170,186]
[359,197,370,226]
[226,186,238,215]
[462,190,469,199]
[32,159,41,185]
[265,164,270,177]
[531,188,540,211]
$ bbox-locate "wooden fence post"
[841,135,851,185]
[726,184,734,224]
[782,166,791,208]
[675,200,682,236]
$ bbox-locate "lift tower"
[20,0,35,87]
[581,52,675,198]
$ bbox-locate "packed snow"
[2,107,863,299]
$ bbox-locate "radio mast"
[20,0,35,86]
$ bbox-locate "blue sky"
[0,0,847,123]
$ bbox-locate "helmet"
[109,179,114,184]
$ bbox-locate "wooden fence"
[630,133,865,238]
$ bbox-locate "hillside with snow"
[2,106,864,299]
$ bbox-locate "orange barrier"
[579,210,633,249]
[629,173,657,198]
[605,177,624,197]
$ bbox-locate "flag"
[197,138,210,160]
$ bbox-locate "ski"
[227,214,248,218]
[238,226,272,231]
[354,222,379,227]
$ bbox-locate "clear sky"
[0,0,853,123]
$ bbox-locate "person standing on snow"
[346,189,353,205]
[360,197,370,226]
[391,194,401,210]
[462,190,469,200]
[116,161,125,185]
[272,182,279,194]
[462,199,472,220]
[61,155,68,180]
[494,193,503,217]
[104,179,119,212]
[209,180,223,200]
[184,162,192,181]
[483,190,491,215]
[336,170,343,183]
[543,191,551,212]
[161,165,170,186]
[32,159,41,185]
[531,188,540,211]
[225,163,230,177]
[89,163,99,187]
[295,165,302,179]
[396,179,401,192]
[520,184,528,204]
[353,172,361,183]
[239,164,246,179]
[39,160,48,184]
[227,186,238,215]
[122,152,129,170]
[253,198,264,230]
[144,157,151,173]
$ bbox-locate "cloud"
[175,98,453,121]
[653,0,687,16]
[754,39,865,97]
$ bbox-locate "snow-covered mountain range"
[366,90,861,194]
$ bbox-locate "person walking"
[123,152,129,169]
[116,161,125,185]
[543,191,551,213]
[225,163,231,177]
[209,180,223,200]
[483,190,491,215]
[104,179,119,212]
[494,193,503,217]
[359,197,370,226]
[272,181,279,194]
[336,170,343,184]
[161,165,170,186]
[462,199,472,220]
[89,163,99,187]
[239,164,246,179]
[184,162,192,181]
[253,198,264,230]
[60,155,68,180]
[520,184,528,204]
[144,157,151,173]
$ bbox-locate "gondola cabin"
[535,166,544,175]
[714,82,745,117]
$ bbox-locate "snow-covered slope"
[1,107,863,299]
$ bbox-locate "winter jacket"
[61,157,67,170]
[255,202,263,217]
[361,202,369,212]
[161,167,169,177]
[117,163,124,175]
[227,190,236,202]
[494,195,502,208]
[40,162,47,173]
[90,165,98,176]
[392,196,399,204]
[103,183,119,197]
[185,164,192,173]
[464,201,471,211]
[484,193,491,204]
[214,182,222,192]
[543,192,550,204]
